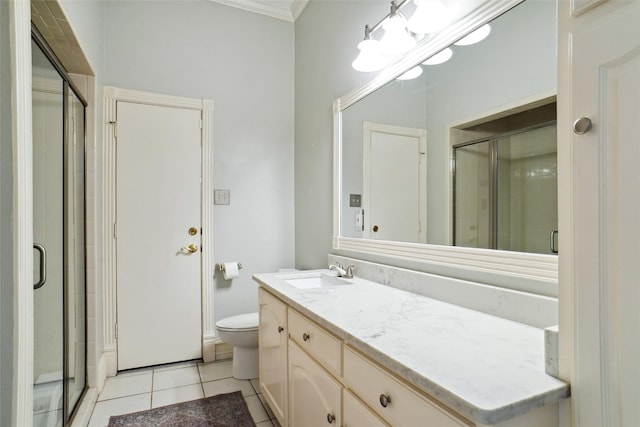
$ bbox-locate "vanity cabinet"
[343,390,389,427]
[344,346,473,427]
[257,286,559,427]
[288,340,342,426]
[288,308,342,377]
[258,288,288,426]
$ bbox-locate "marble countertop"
[253,270,570,425]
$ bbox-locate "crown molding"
[208,0,309,22]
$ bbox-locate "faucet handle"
[345,265,356,278]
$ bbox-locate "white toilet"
[215,312,259,380]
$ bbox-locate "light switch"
[214,189,230,205]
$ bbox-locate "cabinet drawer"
[344,346,473,427]
[288,308,342,376]
[344,389,389,427]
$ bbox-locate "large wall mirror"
[334,0,559,288]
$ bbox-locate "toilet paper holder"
[216,262,243,272]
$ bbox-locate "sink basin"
[280,272,353,289]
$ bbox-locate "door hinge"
[110,121,118,139]
[199,119,203,129]
[113,223,117,239]
[115,323,118,339]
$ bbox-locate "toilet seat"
[216,312,259,332]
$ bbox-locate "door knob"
[180,244,198,254]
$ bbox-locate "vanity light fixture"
[407,0,451,35]
[379,1,416,56]
[422,47,453,65]
[352,25,389,72]
[454,23,491,46]
[396,65,423,80]
[351,0,449,72]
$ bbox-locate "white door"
[363,122,427,243]
[116,101,202,370]
[561,0,640,425]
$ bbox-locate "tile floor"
[87,359,277,427]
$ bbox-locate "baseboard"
[216,342,233,361]
[70,388,97,427]
[104,347,117,378]
[97,353,107,393]
[203,335,233,362]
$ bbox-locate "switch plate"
[350,194,362,207]
[355,209,364,231]
[214,189,230,205]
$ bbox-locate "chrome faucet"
[329,263,346,277]
[329,262,356,279]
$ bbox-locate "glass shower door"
[32,39,65,427]
[32,35,87,426]
[453,124,558,254]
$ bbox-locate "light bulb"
[422,47,453,65]
[380,14,416,56]
[454,24,491,46]
[397,66,423,80]
[407,0,451,35]
[352,39,388,72]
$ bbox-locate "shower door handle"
[550,230,559,254]
[33,243,47,289]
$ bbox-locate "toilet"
[215,312,259,380]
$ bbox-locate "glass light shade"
[396,65,423,80]
[380,14,416,56]
[454,24,491,46]
[407,0,451,35]
[422,47,453,65]
[352,39,388,72]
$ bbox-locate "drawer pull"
[278,326,284,333]
[302,332,311,342]
[379,393,391,408]
[327,413,335,424]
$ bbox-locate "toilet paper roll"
[223,262,240,280]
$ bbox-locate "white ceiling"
[208,0,309,22]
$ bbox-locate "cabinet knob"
[573,117,593,135]
[302,332,311,342]
[277,326,284,333]
[379,393,391,408]
[327,413,335,424]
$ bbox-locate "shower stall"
[453,122,558,255]
[31,29,87,426]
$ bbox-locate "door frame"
[103,87,215,376]
[362,121,427,243]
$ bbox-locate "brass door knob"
[187,244,198,253]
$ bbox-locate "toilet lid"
[216,312,259,331]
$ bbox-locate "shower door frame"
[32,25,89,426]
[452,120,558,253]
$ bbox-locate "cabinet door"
[559,1,640,426]
[344,390,389,427]
[288,340,341,427]
[258,288,288,426]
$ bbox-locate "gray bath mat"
[107,391,256,426]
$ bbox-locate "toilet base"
[232,346,259,380]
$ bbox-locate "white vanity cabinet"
[343,390,389,427]
[344,346,473,427]
[258,288,288,426]
[288,340,342,426]
[256,283,564,427]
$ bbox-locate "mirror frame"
[333,0,559,289]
